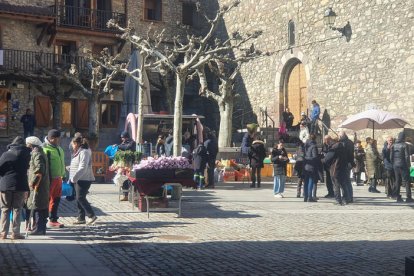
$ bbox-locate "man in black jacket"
[390,132,414,203]
[339,131,355,203]
[204,129,218,189]
[0,136,31,239]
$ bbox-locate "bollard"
[406,256,414,276]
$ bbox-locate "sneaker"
[280,194,284,198]
[120,196,129,202]
[87,216,97,225]
[72,220,86,225]
[324,194,334,198]
[48,221,64,228]
[274,194,282,198]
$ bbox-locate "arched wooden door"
[285,62,307,125]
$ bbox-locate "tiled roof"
[0,2,54,17]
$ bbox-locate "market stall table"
[128,168,196,214]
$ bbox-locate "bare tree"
[36,51,118,140]
[196,40,270,147]
[106,0,259,156]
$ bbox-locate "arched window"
[288,20,295,47]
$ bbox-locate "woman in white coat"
[69,137,97,225]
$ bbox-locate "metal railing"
[54,5,126,32]
[0,49,87,73]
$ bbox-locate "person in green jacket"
[43,129,65,228]
[26,136,50,235]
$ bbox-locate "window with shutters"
[144,0,162,21]
[100,101,119,128]
[75,99,89,129]
[34,96,51,127]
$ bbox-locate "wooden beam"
[37,23,49,45]
[47,29,57,47]
[0,13,54,23]
[56,27,119,38]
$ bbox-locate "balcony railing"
[55,5,126,32]
[0,49,87,73]
[0,49,126,81]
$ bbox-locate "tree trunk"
[136,81,145,146]
[52,99,62,130]
[88,93,99,137]
[218,98,234,148]
[172,74,186,156]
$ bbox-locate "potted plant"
[113,150,142,169]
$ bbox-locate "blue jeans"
[273,175,286,194]
[304,175,315,199]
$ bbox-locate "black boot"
[250,182,256,188]
[257,182,261,188]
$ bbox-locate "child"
[192,143,208,189]
[214,160,224,185]
[271,141,289,198]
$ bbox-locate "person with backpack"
[248,135,266,188]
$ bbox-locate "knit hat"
[26,136,42,146]
[120,131,130,138]
[47,129,60,139]
[12,136,25,145]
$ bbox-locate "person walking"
[248,135,266,188]
[303,134,319,202]
[310,100,320,134]
[204,129,218,189]
[26,136,50,235]
[271,141,289,198]
[69,137,97,225]
[20,108,36,138]
[390,132,414,203]
[365,138,382,193]
[0,136,31,239]
[43,129,66,228]
[339,131,355,203]
[321,135,334,198]
[382,136,395,197]
[354,140,366,186]
[293,141,305,197]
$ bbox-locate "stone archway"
[274,49,311,126]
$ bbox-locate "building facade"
[0,0,204,149]
[208,0,414,140]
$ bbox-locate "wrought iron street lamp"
[324,7,352,42]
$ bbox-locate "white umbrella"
[338,109,409,138]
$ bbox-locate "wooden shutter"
[34,96,51,127]
[76,99,88,129]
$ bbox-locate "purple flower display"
[133,156,192,170]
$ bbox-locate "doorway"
[284,60,307,125]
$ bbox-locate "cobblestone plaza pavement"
[1,180,413,275]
